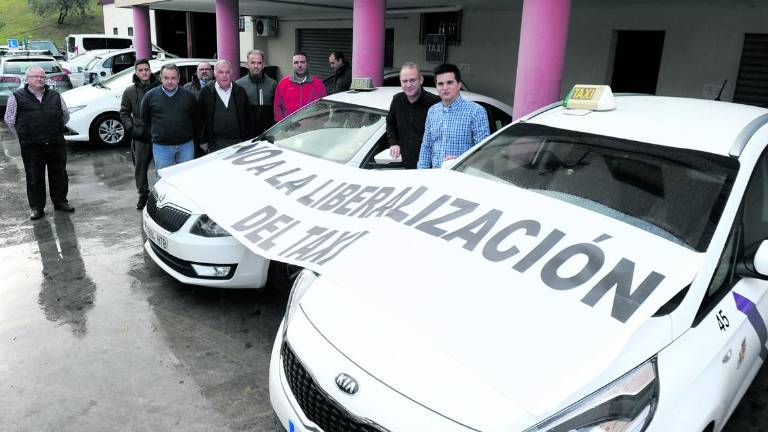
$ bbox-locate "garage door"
[734,33,768,107]
[297,28,394,81]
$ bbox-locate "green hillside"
[0,0,103,49]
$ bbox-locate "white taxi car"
[270,87,768,431]
[62,58,216,146]
[142,87,513,289]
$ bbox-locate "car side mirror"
[373,148,401,165]
[737,239,768,279]
[753,240,768,276]
[368,149,404,169]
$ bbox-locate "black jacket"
[13,85,66,147]
[235,73,277,136]
[119,73,159,142]
[385,90,441,169]
[198,82,253,144]
[183,75,209,99]
[324,64,352,95]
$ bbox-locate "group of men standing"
[4,46,487,221]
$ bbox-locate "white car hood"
[297,191,702,431]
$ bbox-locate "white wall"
[102,3,157,45]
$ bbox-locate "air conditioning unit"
[254,17,278,37]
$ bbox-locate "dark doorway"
[154,10,216,59]
[734,33,768,107]
[610,30,665,94]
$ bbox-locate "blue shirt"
[162,86,179,97]
[417,95,490,169]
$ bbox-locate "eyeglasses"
[27,75,46,79]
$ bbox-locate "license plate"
[144,220,168,250]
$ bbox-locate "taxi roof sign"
[350,77,375,92]
[563,85,616,111]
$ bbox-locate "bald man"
[4,66,74,220]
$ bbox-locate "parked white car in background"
[142,87,513,290]
[62,58,216,146]
[270,87,768,432]
[60,49,114,88]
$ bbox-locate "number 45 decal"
[717,309,730,331]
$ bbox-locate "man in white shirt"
[198,60,253,153]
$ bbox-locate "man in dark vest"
[120,58,159,209]
[236,50,276,137]
[4,65,74,220]
[198,60,252,153]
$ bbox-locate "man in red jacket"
[274,52,326,122]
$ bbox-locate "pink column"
[512,0,572,119]
[352,0,385,86]
[216,0,241,79]
[132,6,152,61]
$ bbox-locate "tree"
[27,0,90,25]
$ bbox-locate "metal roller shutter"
[734,33,768,107]
[297,29,353,81]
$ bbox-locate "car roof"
[525,95,768,157]
[323,86,513,115]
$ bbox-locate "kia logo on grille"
[335,373,359,395]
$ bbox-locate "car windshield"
[3,59,60,74]
[453,123,739,251]
[267,100,387,164]
[68,51,104,68]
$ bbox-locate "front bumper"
[142,204,270,289]
[269,310,473,432]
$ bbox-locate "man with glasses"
[183,62,212,99]
[4,65,74,220]
[385,62,440,169]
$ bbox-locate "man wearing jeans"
[140,63,197,176]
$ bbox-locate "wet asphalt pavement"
[1,124,767,432]
[0,125,287,432]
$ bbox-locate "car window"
[696,147,768,324]
[453,122,739,251]
[67,37,75,52]
[266,100,387,164]
[97,66,135,90]
[112,53,135,74]
[28,41,58,53]
[106,39,132,49]
[4,59,60,74]
[476,102,512,133]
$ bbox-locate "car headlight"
[525,358,658,432]
[190,214,231,237]
[67,105,86,114]
[283,269,317,331]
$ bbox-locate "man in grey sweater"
[140,63,198,176]
[236,50,276,136]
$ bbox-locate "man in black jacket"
[386,62,440,169]
[324,51,352,95]
[120,58,159,209]
[182,62,212,99]
[236,50,276,137]
[4,66,73,220]
[199,60,252,153]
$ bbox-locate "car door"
[691,149,768,426]
[477,102,512,133]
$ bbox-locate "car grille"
[147,241,237,280]
[146,191,190,233]
[281,343,388,432]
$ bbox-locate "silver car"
[0,52,72,108]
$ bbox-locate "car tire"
[90,113,127,146]
[267,261,303,294]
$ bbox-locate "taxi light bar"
[563,84,616,111]
[350,77,375,92]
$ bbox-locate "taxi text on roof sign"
[563,85,616,111]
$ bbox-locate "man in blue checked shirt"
[417,63,490,169]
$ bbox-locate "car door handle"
[722,349,732,363]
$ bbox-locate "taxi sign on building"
[563,84,616,111]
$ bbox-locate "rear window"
[82,38,131,50]
[3,59,61,74]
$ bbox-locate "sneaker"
[136,195,149,210]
